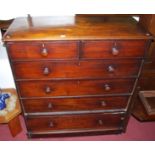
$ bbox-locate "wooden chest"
[3,15,151,138]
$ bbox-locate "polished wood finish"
[13,59,141,79]
[3,15,151,138]
[3,16,150,41]
[7,40,147,60]
[17,79,135,97]
[7,41,78,60]
[26,113,124,133]
[8,116,22,137]
[82,40,147,59]
[22,96,128,113]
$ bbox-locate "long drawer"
[7,41,78,60]
[17,79,135,98]
[82,40,147,59]
[13,59,142,79]
[22,96,129,113]
[26,113,124,132]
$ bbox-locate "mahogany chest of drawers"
[3,15,151,138]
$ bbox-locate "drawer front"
[7,41,78,60]
[82,40,147,59]
[22,96,128,113]
[13,59,141,79]
[26,113,124,132]
[17,79,135,97]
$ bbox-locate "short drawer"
[13,59,142,79]
[82,40,147,59]
[7,41,78,60]
[22,96,129,113]
[17,79,135,97]
[26,113,124,132]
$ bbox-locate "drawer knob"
[45,86,51,94]
[6,35,11,39]
[41,48,48,56]
[121,117,125,120]
[101,101,106,106]
[108,65,115,73]
[104,84,111,91]
[98,119,103,125]
[49,122,54,127]
[48,103,53,109]
[43,67,50,75]
[112,47,119,56]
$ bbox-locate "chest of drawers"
[3,15,151,138]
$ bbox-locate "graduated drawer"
[7,41,78,60]
[13,59,142,79]
[82,40,147,59]
[26,113,124,132]
[17,79,135,97]
[22,96,128,113]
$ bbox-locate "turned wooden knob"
[121,117,125,120]
[43,67,50,75]
[112,47,119,56]
[104,84,111,91]
[108,65,115,73]
[48,103,53,109]
[98,119,103,125]
[41,48,48,56]
[6,35,11,39]
[49,122,54,127]
[101,101,106,106]
[45,86,51,94]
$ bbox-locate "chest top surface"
[3,15,151,41]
